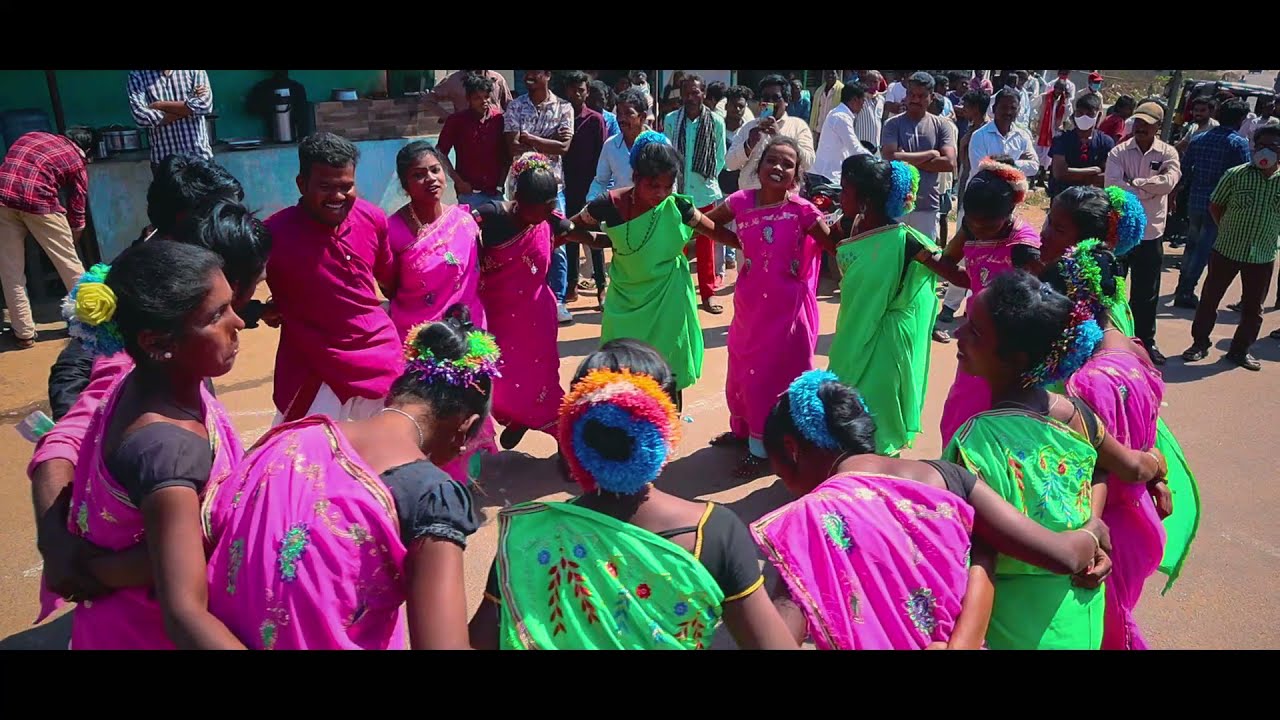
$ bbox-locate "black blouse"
[472,201,573,248]
[380,460,480,548]
[107,423,213,506]
[582,192,697,229]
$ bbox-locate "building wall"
[85,135,447,262]
[0,70,390,150]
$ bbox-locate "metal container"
[118,129,142,151]
[332,88,359,102]
[102,130,127,153]
[272,88,294,143]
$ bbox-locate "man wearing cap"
[1105,101,1182,364]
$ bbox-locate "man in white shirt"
[813,84,871,182]
[884,70,912,116]
[968,90,1040,186]
[726,75,815,192]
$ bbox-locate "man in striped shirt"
[127,70,214,170]
[852,70,885,153]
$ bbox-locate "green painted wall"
[0,69,390,146]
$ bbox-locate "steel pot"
[118,129,142,151]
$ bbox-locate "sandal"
[1181,345,1210,362]
[932,329,952,344]
[13,335,36,350]
[710,431,747,448]
[701,300,724,315]
[577,279,596,292]
[733,452,771,480]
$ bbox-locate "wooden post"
[44,70,66,134]
[1162,70,1182,141]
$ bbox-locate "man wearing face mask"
[265,132,401,425]
[1105,102,1182,364]
[1182,126,1280,371]
[1080,72,1105,106]
[1049,93,1115,199]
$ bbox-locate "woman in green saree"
[565,133,736,406]
[827,155,953,456]
[943,270,1167,649]
[467,339,796,650]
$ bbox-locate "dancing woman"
[944,270,1166,649]
[59,241,246,649]
[474,154,569,450]
[1042,242,1171,649]
[702,136,834,477]
[754,371,1110,650]
[567,133,736,404]
[468,339,797,649]
[826,155,951,456]
[935,156,1043,446]
[204,306,493,649]
[385,141,495,484]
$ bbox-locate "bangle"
[1076,527,1101,553]
[1146,450,1164,475]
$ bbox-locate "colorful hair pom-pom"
[629,130,671,169]
[1103,186,1146,258]
[510,152,552,178]
[402,323,501,389]
[885,161,920,219]
[62,264,125,356]
[1021,300,1103,388]
[559,369,680,494]
[977,157,1029,205]
[786,370,842,451]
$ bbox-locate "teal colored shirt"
[663,108,726,208]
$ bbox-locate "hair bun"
[559,369,680,494]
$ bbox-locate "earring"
[460,445,467,453]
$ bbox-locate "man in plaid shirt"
[0,129,94,348]
[127,70,214,170]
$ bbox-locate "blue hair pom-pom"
[1049,318,1103,386]
[787,370,842,451]
[571,403,669,495]
[629,130,671,169]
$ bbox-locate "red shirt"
[0,132,89,229]
[437,106,507,195]
[1099,113,1127,142]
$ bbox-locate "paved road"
[2,199,1278,649]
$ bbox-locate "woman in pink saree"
[204,307,494,649]
[386,141,495,485]
[705,137,835,478]
[475,155,568,450]
[935,157,1041,446]
[754,371,1110,650]
[54,241,247,649]
[1044,241,1169,649]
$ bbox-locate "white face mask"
[1074,114,1098,131]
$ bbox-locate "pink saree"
[725,191,824,445]
[1066,345,1166,650]
[387,204,496,484]
[477,215,564,434]
[939,220,1042,446]
[202,416,409,650]
[752,472,975,650]
[54,368,242,649]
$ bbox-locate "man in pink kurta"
[264,133,402,422]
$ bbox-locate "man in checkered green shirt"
[1183,125,1280,371]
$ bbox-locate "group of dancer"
[26,107,1201,648]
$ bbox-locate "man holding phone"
[726,74,815,192]
[1105,102,1182,364]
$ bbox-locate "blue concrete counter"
[86,136,446,262]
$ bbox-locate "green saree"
[496,501,725,650]
[944,409,1104,649]
[828,224,940,456]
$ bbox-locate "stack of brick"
[313,98,439,140]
